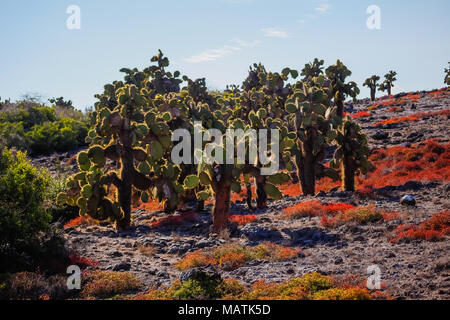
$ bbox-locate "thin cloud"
[261,28,289,38]
[185,39,259,63]
[315,3,331,14]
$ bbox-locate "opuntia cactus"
[378,71,397,96]
[301,58,324,81]
[445,63,450,87]
[286,75,340,196]
[330,117,371,191]
[363,75,380,102]
[325,60,360,117]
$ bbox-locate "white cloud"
[261,28,289,38]
[185,38,259,63]
[315,3,331,14]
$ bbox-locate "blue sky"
[1,0,449,110]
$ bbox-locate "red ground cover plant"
[135,200,164,212]
[352,111,372,119]
[176,242,300,271]
[64,216,98,229]
[320,204,398,228]
[282,201,356,219]
[229,214,258,225]
[68,253,98,268]
[374,109,450,127]
[390,210,450,243]
[150,210,199,228]
[357,139,450,189]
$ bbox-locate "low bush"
[135,272,389,300]
[81,270,142,299]
[176,242,300,271]
[0,148,51,249]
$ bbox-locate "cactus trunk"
[387,85,392,96]
[256,175,267,209]
[297,154,316,196]
[342,155,356,192]
[212,183,231,233]
[336,100,344,118]
[115,147,134,231]
[246,183,254,210]
[370,89,376,102]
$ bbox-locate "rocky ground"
[36,88,450,300]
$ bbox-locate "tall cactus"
[445,63,450,87]
[58,52,187,231]
[363,75,380,102]
[237,64,297,209]
[330,117,371,192]
[379,71,397,96]
[325,60,360,117]
[286,75,340,196]
[301,58,325,81]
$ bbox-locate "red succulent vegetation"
[390,210,450,243]
[150,210,199,228]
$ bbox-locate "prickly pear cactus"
[330,117,371,192]
[363,75,380,102]
[58,52,188,231]
[237,65,297,208]
[301,58,325,82]
[325,60,360,117]
[444,63,450,87]
[286,75,340,196]
[379,71,397,96]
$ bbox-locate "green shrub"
[0,148,52,249]
[0,122,28,150]
[25,118,88,155]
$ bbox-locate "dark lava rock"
[112,262,131,271]
[179,266,221,283]
[400,195,416,206]
[399,181,423,191]
[372,130,389,140]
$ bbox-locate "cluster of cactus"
[363,75,381,102]
[379,71,397,96]
[58,51,374,233]
[445,63,450,87]
[325,60,360,117]
[329,117,371,191]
